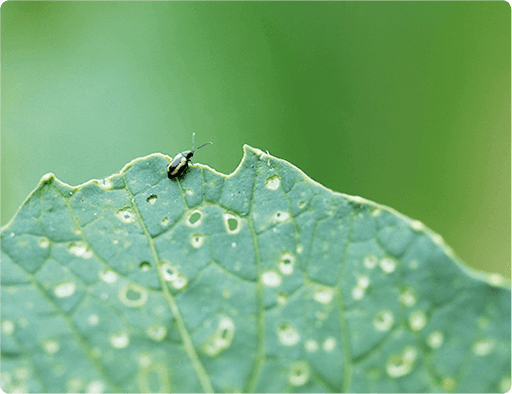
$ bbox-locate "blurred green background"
[2,2,510,277]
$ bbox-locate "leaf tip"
[40,172,56,184]
[243,144,267,155]
[243,144,263,155]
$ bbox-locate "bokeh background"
[2,2,510,277]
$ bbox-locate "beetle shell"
[167,150,194,180]
[167,134,212,180]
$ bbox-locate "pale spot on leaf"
[322,336,336,352]
[261,271,282,287]
[109,332,129,349]
[54,281,76,298]
[277,323,300,346]
[427,331,444,349]
[386,347,417,378]
[43,340,60,354]
[409,311,427,331]
[473,338,495,356]
[265,175,280,190]
[2,320,14,335]
[305,339,318,352]
[374,310,394,331]
[289,361,310,386]
[313,287,334,304]
[380,257,396,273]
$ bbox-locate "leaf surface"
[1,146,510,393]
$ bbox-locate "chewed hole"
[116,207,135,224]
[289,362,310,386]
[277,322,300,346]
[139,261,151,271]
[291,366,305,377]
[191,234,204,249]
[161,263,179,281]
[146,324,167,342]
[68,241,93,259]
[99,270,118,284]
[282,255,292,265]
[265,175,280,190]
[161,217,169,226]
[98,178,113,190]
[119,283,147,307]
[187,210,202,227]
[39,237,50,248]
[147,194,158,205]
[278,252,295,275]
[218,317,234,339]
[386,347,417,378]
[125,289,142,302]
[298,200,307,209]
[223,212,241,234]
[274,211,290,222]
[220,327,230,340]
[374,310,394,331]
[203,316,235,357]
[172,275,188,290]
[228,218,238,231]
[126,288,142,301]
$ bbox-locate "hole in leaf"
[228,218,238,231]
[277,322,300,346]
[289,362,310,386]
[223,212,241,234]
[277,293,287,305]
[39,237,50,248]
[278,252,295,275]
[220,327,230,340]
[191,234,204,248]
[265,174,280,190]
[116,207,135,224]
[161,263,179,282]
[274,211,289,222]
[147,194,158,205]
[126,288,142,301]
[190,212,201,224]
[119,283,147,307]
[139,261,151,271]
[172,274,188,290]
[187,210,202,227]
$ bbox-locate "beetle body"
[167,134,212,180]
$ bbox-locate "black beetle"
[167,133,212,180]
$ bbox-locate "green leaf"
[1,145,510,393]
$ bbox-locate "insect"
[167,133,213,180]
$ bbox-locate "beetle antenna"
[194,142,213,152]
[191,133,195,150]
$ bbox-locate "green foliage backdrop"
[2,2,510,276]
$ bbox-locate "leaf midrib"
[121,172,215,393]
